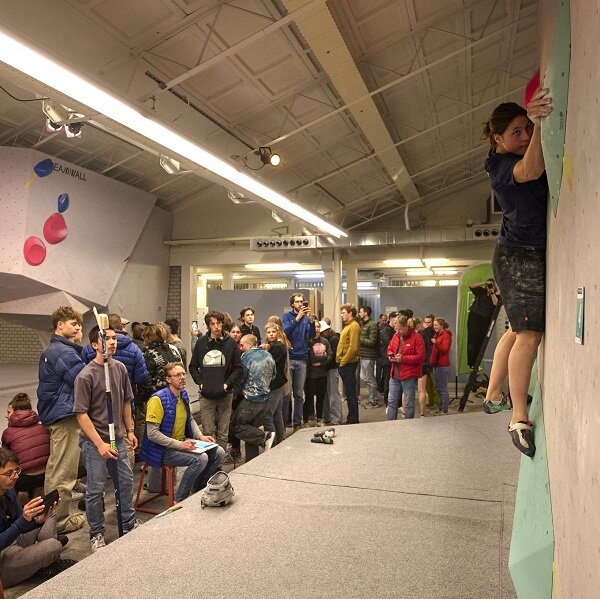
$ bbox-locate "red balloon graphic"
[43,212,68,244]
[525,70,540,108]
[23,236,47,266]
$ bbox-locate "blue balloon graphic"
[33,158,54,178]
[57,193,69,213]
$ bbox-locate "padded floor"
[21,413,519,599]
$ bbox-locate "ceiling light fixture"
[160,154,182,174]
[0,28,346,239]
[383,259,424,268]
[259,146,281,167]
[245,263,321,271]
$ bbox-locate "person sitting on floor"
[139,362,225,502]
[0,448,76,588]
[2,393,50,499]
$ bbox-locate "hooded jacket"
[431,329,453,367]
[189,333,243,399]
[37,334,85,425]
[1,410,50,474]
[81,330,148,386]
[387,328,426,380]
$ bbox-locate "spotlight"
[160,154,182,174]
[65,113,84,139]
[259,146,281,167]
[42,100,69,127]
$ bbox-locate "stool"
[134,464,176,514]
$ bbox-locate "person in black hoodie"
[378,311,397,407]
[239,306,261,345]
[189,311,243,450]
[304,321,332,426]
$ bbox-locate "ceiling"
[0,0,538,238]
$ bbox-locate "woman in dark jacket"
[264,322,289,444]
[2,393,49,496]
[134,323,183,451]
[303,321,332,426]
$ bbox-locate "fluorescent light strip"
[0,29,347,239]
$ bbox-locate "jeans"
[304,377,327,421]
[266,386,285,444]
[434,366,450,413]
[324,369,342,424]
[231,399,269,462]
[426,370,440,407]
[360,359,378,402]
[387,377,417,420]
[82,438,136,538]
[198,394,233,450]
[0,516,62,588]
[339,363,359,424]
[289,359,307,427]
[162,445,225,501]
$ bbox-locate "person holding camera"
[466,279,499,368]
[283,293,316,431]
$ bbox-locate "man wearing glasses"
[140,362,225,503]
[0,447,76,587]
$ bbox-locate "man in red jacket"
[386,316,425,420]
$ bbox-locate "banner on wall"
[456,262,496,375]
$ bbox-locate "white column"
[221,269,234,290]
[345,265,358,309]
[180,266,197,358]
[323,249,343,332]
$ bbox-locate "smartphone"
[42,489,60,514]
[192,320,198,332]
[302,301,309,308]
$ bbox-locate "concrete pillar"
[345,265,358,309]
[221,270,234,290]
[323,249,343,332]
[180,266,197,357]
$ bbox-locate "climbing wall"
[0,146,155,323]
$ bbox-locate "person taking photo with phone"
[0,447,76,588]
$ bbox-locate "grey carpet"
[21,413,519,599]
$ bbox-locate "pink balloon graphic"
[43,212,68,244]
[23,236,47,266]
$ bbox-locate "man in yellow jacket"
[336,304,361,424]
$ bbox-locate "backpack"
[200,471,235,508]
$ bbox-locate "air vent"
[467,225,500,241]
[250,236,318,251]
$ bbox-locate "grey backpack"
[201,471,235,508]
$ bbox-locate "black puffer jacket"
[135,342,182,404]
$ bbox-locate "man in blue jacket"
[283,293,316,431]
[37,306,86,534]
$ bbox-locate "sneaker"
[124,518,143,533]
[428,409,441,416]
[508,420,535,457]
[90,533,106,552]
[363,400,379,408]
[38,558,78,579]
[59,513,86,534]
[484,392,512,414]
[223,449,241,465]
[72,480,86,501]
[263,431,275,451]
